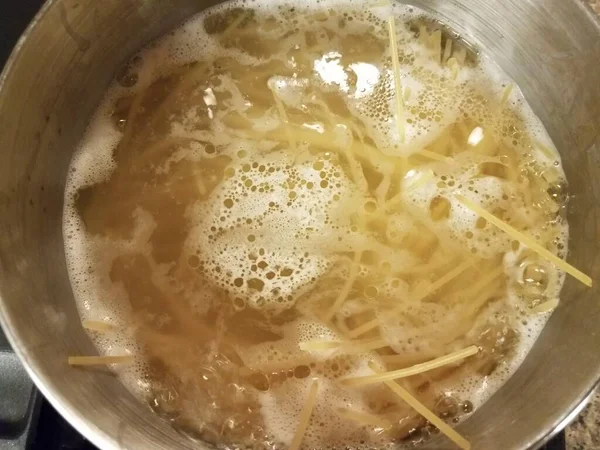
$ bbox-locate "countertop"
[567,393,600,449]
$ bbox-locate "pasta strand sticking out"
[342,345,480,387]
[370,363,471,450]
[300,338,389,355]
[348,258,477,338]
[325,251,363,321]
[455,195,592,287]
[338,408,393,429]
[288,381,320,450]
[388,17,406,143]
[81,320,118,333]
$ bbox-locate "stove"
[0,327,93,450]
[0,1,570,449]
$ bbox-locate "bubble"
[519,263,549,295]
[363,200,377,213]
[63,0,570,448]
[294,365,311,378]
[246,371,270,392]
[233,297,246,310]
[460,400,474,414]
[434,395,459,418]
[364,285,378,299]
[429,196,451,221]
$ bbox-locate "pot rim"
[0,3,121,448]
[0,1,599,449]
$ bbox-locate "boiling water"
[63,0,569,448]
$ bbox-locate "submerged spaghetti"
[63,1,584,449]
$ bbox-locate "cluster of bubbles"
[186,152,360,314]
[62,0,570,448]
[401,155,513,258]
[243,320,387,449]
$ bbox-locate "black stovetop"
[0,1,569,449]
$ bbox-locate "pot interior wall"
[0,0,599,449]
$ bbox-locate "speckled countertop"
[567,393,600,449]
[566,4,600,448]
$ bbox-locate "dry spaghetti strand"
[348,258,477,338]
[455,195,592,287]
[342,345,479,387]
[81,320,118,333]
[325,251,363,321]
[338,408,393,429]
[289,380,320,450]
[388,17,406,143]
[370,363,471,450]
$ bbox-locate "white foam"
[401,154,513,258]
[241,319,388,447]
[62,0,569,448]
[186,151,362,313]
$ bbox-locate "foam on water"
[186,152,364,313]
[63,0,569,448]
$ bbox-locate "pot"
[0,0,599,448]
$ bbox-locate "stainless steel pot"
[0,0,599,449]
